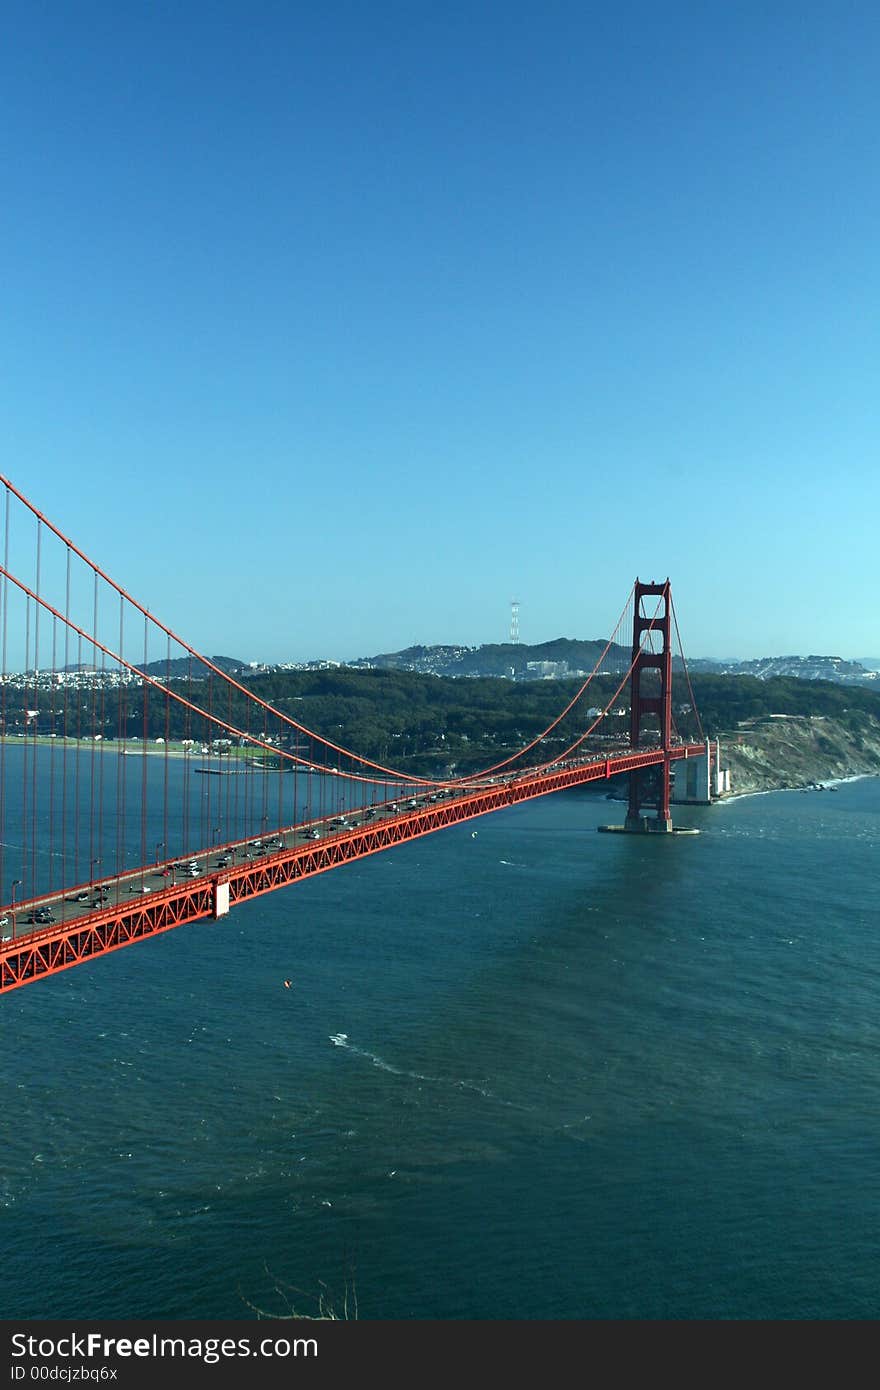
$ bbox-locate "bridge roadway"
[0,741,708,993]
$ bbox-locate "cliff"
[718,714,880,797]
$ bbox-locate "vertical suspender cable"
[0,483,8,906]
[97,581,107,888]
[74,614,82,887]
[62,549,71,898]
[141,612,149,877]
[164,631,171,870]
[117,594,126,883]
[48,612,57,898]
[88,568,98,891]
[182,653,192,854]
[23,589,31,899]
[32,518,41,898]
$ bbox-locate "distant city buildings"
[524,660,586,680]
[1,647,875,692]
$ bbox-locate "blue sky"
[3,2,878,663]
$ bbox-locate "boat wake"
[328,1033,523,1108]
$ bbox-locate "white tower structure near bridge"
[510,599,520,645]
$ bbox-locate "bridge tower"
[625,578,673,833]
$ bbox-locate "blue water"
[2,776,879,1319]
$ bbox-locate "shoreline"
[3,736,248,761]
[7,738,880,800]
[714,772,879,805]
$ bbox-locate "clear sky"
[3,2,878,664]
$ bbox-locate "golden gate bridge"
[0,475,713,994]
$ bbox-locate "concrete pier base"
[624,813,673,834]
[598,818,699,836]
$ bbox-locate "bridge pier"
[623,811,673,834]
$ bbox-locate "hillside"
[8,659,880,797]
[719,713,880,796]
[138,654,248,678]
[348,640,879,688]
[349,637,627,679]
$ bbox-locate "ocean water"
[2,775,879,1320]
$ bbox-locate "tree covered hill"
[350,637,629,678]
[7,664,880,781]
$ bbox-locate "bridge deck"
[0,744,707,993]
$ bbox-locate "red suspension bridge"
[0,476,714,994]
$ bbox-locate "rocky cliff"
[718,714,880,797]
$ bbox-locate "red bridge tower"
[625,578,673,833]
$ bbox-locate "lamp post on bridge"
[90,859,101,893]
[155,841,165,867]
